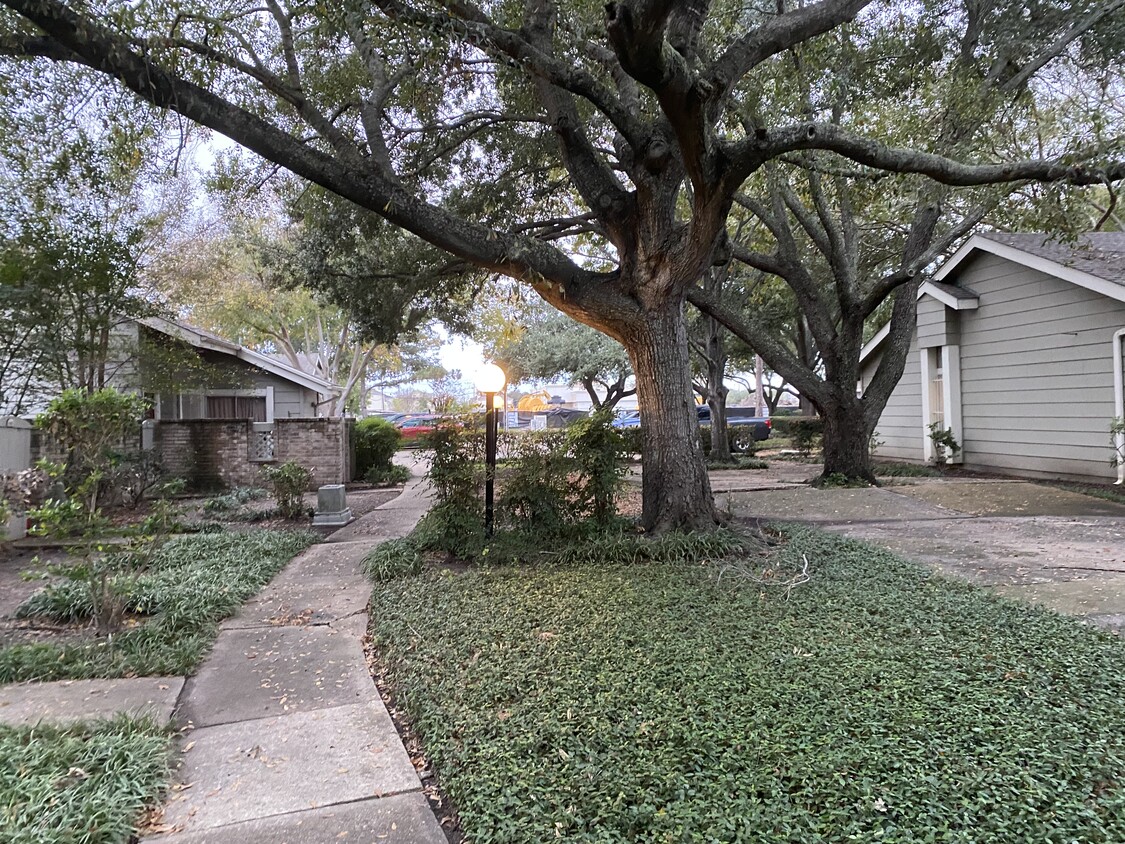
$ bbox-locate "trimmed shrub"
[770,415,823,455]
[364,464,410,486]
[260,461,312,519]
[355,417,402,479]
[618,426,643,458]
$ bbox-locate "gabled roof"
[919,280,979,309]
[860,230,1125,365]
[934,232,1125,304]
[140,317,337,395]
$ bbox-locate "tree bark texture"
[818,396,877,484]
[623,301,717,533]
[702,319,731,461]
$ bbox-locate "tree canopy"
[2,0,1122,529]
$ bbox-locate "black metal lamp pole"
[484,391,497,536]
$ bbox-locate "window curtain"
[206,396,267,422]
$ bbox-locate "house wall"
[955,253,1125,483]
[913,299,949,348]
[159,351,321,420]
[917,296,958,348]
[863,338,925,461]
[155,418,351,490]
[868,252,1125,481]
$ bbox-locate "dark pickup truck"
[697,406,772,441]
[613,407,771,442]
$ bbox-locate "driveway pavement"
[726,461,1125,633]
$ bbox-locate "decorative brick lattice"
[250,424,276,462]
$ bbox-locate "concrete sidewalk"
[151,463,441,843]
[726,473,1125,634]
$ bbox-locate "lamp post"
[474,363,506,536]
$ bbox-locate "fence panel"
[0,417,32,472]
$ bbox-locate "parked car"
[697,406,772,441]
[395,414,440,443]
[612,410,642,429]
[611,407,771,442]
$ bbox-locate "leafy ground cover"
[0,531,314,683]
[369,528,1125,843]
[706,457,769,471]
[874,461,942,478]
[0,716,169,844]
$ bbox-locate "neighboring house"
[138,318,336,421]
[861,232,1125,484]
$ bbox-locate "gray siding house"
[138,318,335,422]
[861,232,1125,484]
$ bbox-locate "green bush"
[362,538,423,582]
[416,412,629,562]
[618,426,643,458]
[566,409,627,525]
[421,420,486,554]
[498,430,574,535]
[260,460,312,519]
[771,415,823,456]
[35,387,150,511]
[364,463,410,486]
[355,417,402,479]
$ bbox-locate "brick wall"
[155,418,351,490]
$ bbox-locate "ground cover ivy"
[369,528,1125,843]
[0,530,315,682]
[0,716,170,844]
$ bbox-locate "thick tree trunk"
[818,397,877,484]
[707,390,730,460]
[624,302,718,533]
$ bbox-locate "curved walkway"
[148,463,438,842]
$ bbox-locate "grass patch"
[0,716,170,844]
[362,537,423,582]
[706,457,769,471]
[1,530,315,683]
[364,464,411,487]
[369,527,1125,843]
[875,461,942,478]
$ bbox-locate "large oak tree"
[690,0,1125,482]
[3,0,1121,530]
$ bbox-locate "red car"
[395,414,440,443]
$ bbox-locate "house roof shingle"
[979,232,1125,289]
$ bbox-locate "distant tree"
[503,313,635,410]
[155,213,461,416]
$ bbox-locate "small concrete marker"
[312,484,353,528]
